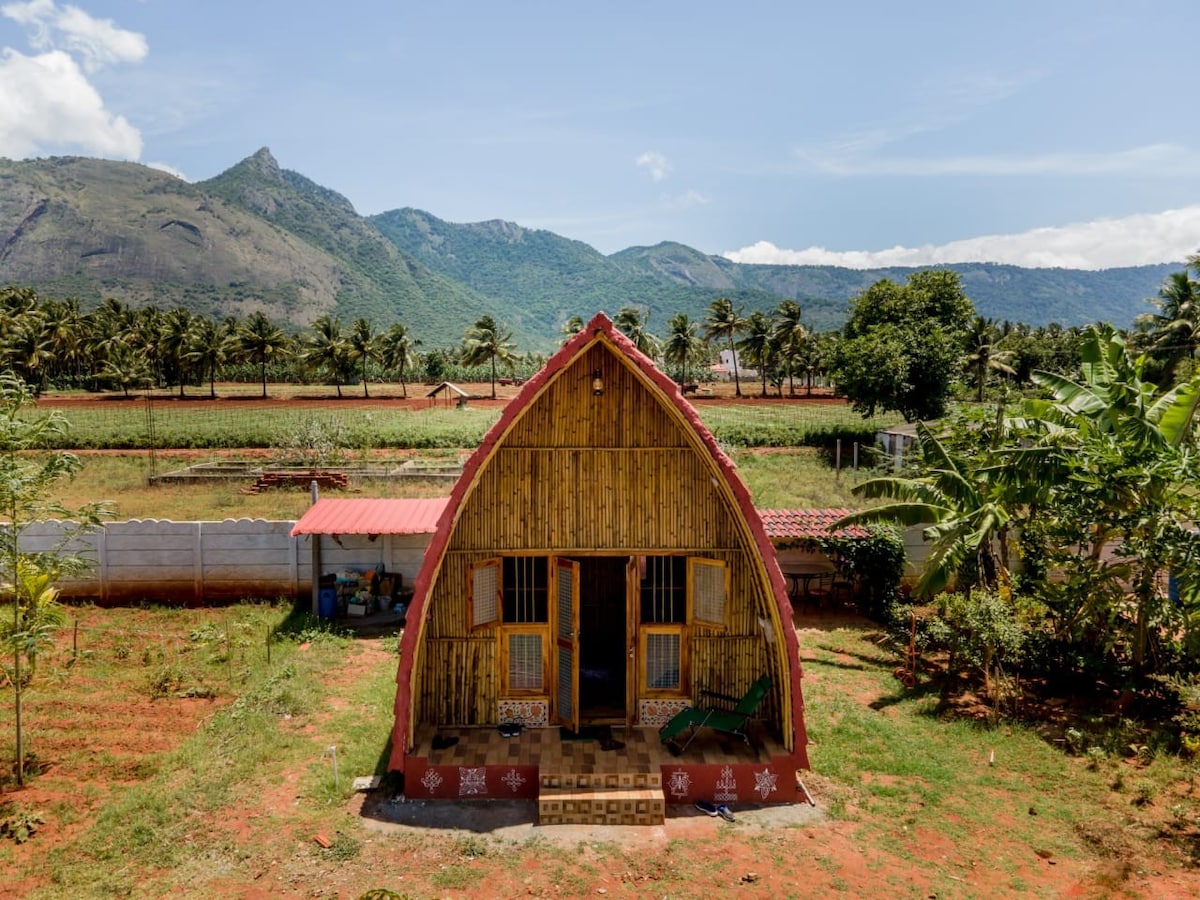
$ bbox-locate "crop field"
[32,386,902,452]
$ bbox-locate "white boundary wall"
[18,520,431,605]
[18,520,932,605]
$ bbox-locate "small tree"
[0,373,108,786]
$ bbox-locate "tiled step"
[538,771,665,825]
[539,771,661,791]
[538,785,665,825]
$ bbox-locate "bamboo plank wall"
[416,344,788,732]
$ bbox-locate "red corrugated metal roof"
[759,508,871,540]
[290,498,449,536]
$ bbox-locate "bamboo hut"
[392,312,808,813]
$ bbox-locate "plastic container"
[318,587,338,618]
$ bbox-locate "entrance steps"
[537,771,664,825]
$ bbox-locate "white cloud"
[145,160,188,181]
[0,48,141,157]
[636,150,670,182]
[664,189,709,210]
[2,0,146,72]
[722,207,1200,271]
[0,1,146,158]
[797,142,1200,178]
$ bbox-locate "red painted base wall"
[402,755,800,805]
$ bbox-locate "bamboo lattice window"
[470,559,500,629]
[505,630,545,692]
[641,627,683,693]
[689,557,727,629]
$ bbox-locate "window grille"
[503,556,548,623]
[507,632,544,692]
[645,631,681,691]
[640,556,687,623]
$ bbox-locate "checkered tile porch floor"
[413,723,784,771]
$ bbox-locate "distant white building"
[712,348,757,381]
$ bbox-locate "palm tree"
[160,308,194,397]
[737,310,775,398]
[461,315,515,399]
[1148,268,1200,382]
[301,315,352,398]
[347,318,379,398]
[38,298,84,388]
[772,300,808,396]
[662,313,705,386]
[561,316,584,344]
[613,306,660,358]
[705,297,746,397]
[1,308,51,395]
[186,316,230,398]
[237,311,290,398]
[379,322,421,398]
[964,316,1016,402]
[99,344,153,398]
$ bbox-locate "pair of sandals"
[695,800,735,822]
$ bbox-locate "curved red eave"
[390,312,808,770]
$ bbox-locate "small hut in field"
[391,312,807,814]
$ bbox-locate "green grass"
[47,447,882,521]
[3,606,1199,896]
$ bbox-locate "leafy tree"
[300,315,353,398]
[613,306,660,359]
[0,373,108,785]
[833,271,974,421]
[159,308,194,397]
[347,318,379,398]
[737,310,776,398]
[662,313,705,385]
[560,316,584,344]
[236,311,291,398]
[1020,324,1200,673]
[772,299,808,396]
[704,297,746,397]
[379,322,421,398]
[964,315,1015,402]
[1146,264,1200,384]
[186,316,230,399]
[461,315,515,399]
[839,413,1015,598]
[98,344,152,398]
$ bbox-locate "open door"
[553,557,580,731]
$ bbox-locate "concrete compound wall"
[19,520,432,606]
[18,520,933,606]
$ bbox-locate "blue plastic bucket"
[318,587,338,618]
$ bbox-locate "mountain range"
[0,148,1180,347]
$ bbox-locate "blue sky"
[3,1,1199,269]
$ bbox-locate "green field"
[35,397,902,452]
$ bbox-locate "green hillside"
[0,151,504,344]
[0,150,1181,348]
[370,208,806,337]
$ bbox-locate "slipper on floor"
[717,805,736,822]
[695,800,719,816]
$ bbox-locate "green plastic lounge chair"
[658,675,772,754]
